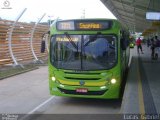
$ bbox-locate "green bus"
[42,19,130,99]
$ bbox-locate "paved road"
[0,44,159,120]
[0,66,121,115]
[0,66,50,114]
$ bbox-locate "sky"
[0,0,116,23]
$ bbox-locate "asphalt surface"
[0,45,160,120]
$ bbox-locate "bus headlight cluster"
[111,78,116,84]
[51,76,56,81]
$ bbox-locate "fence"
[0,19,49,67]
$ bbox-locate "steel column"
[30,13,46,62]
[8,8,27,66]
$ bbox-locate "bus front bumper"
[50,83,120,99]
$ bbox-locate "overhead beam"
[112,6,146,19]
[100,0,155,32]
[111,0,152,12]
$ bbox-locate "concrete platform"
[121,44,160,115]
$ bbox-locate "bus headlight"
[111,78,116,84]
[52,77,56,81]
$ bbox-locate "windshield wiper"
[84,32,101,47]
[64,32,78,49]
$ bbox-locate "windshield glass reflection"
[50,34,117,70]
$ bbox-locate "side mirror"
[41,40,45,53]
[121,38,127,50]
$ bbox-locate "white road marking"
[28,96,55,114]
[20,96,54,120]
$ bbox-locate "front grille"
[58,87,107,95]
[63,71,102,81]
[64,77,99,80]
[64,72,101,75]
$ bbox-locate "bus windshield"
[50,34,117,70]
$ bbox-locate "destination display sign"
[57,21,75,30]
[56,20,112,30]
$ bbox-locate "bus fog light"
[52,77,56,81]
[100,86,106,89]
[111,78,116,84]
[59,84,64,88]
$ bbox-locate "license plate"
[76,88,88,93]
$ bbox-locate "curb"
[0,67,39,80]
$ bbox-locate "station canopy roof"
[101,0,160,33]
